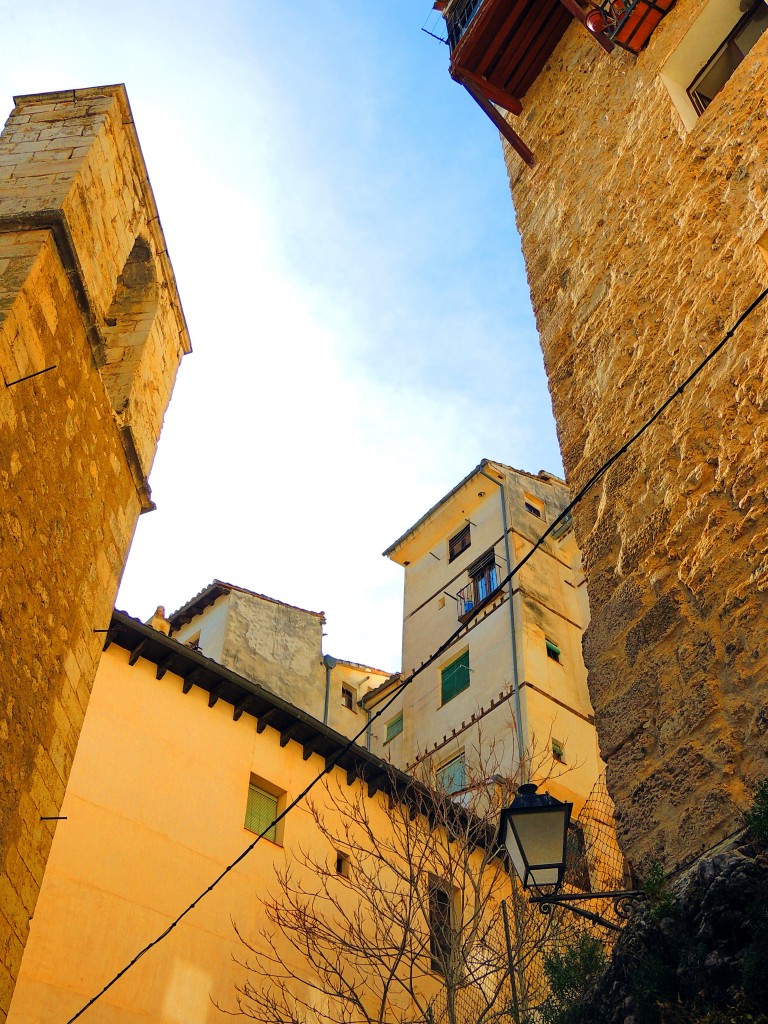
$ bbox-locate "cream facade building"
[366,460,601,816]
[7,600,511,1024]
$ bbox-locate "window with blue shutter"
[436,753,466,795]
[440,650,470,705]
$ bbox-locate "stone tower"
[0,85,189,1015]
[440,0,768,870]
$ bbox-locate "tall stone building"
[366,460,602,818]
[439,0,768,869]
[0,85,189,1016]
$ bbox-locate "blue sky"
[2,1,563,670]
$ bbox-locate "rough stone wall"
[503,2,768,871]
[221,592,327,720]
[0,87,188,1017]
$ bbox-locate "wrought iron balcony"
[445,0,484,51]
[593,0,676,52]
[457,563,501,622]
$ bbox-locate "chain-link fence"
[428,772,627,1024]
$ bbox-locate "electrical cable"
[64,283,768,1024]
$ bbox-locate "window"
[335,850,350,877]
[440,650,470,704]
[341,686,355,710]
[385,711,403,743]
[524,499,542,519]
[429,878,456,972]
[458,550,500,621]
[661,0,768,130]
[552,738,566,764]
[448,524,471,562]
[688,0,768,114]
[244,783,279,843]
[436,752,466,795]
[546,638,561,662]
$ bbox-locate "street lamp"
[498,783,572,889]
[499,783,645,932]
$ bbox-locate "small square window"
[524,500,542,519]
[440,650,470,704]
[448,524,471,562]
[385,711,403,744]
[341,686,355,710]
[244,783,280,843]
[335,850,350,877]
[552,739,566,764]
[546,638,561,662]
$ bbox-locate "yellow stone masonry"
[0,86,188,1018]
[503,1,768,871]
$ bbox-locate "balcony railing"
[457,563,501,622]
[594,0,676,52]
[445,0,484,51]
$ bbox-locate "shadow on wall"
[100,236,159,415]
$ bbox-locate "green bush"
[745,779,768,844]
[539,933,607,1024]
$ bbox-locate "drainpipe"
[322,654,337,725]
[479,467,527,782]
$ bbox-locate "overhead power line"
[64,284,768,1024]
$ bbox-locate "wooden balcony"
[442,0,675,166]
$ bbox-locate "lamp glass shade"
[501,786,572,889]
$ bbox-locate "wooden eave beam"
[128,639,147,666]
[451,67,522,116]
[492,0,556,90]
[512,5,571,96]
[208,683,227,708]
[460,77,535,167]
[182,668,204,695]
[256,708,278,734]
[368,773,388,799]
[279,722,300,748]
[302,736,324,761]
[472,0,531,77]
[156,654,175,680]
[233,695,253,722]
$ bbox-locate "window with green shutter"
[385,711,403,744]
[244,783,279,842]
[546,638,561,662]
[441,650,470,705]
[436,753,466,795]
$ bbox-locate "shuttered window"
[385,712,403,743]
[546,639,561,662]
[437,753,466,795]
[245,784,278,842]
[441,651,470,705]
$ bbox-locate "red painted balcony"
[441,0,675,165]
